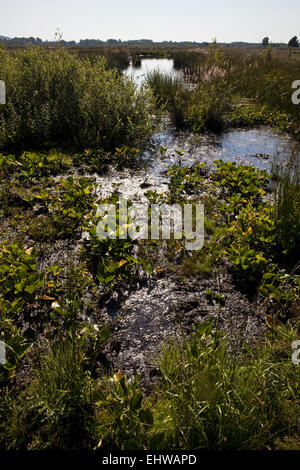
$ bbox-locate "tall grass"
[228,46,300,120]
[1,321,299,450]
[147,67,233,132]
[273,150,300,263]
[1,331,99,450]
[154,320,300,450]
[173,50,206,70]
[149,45,300,134]
[0,47,155,151]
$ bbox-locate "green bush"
[0,47,155,151]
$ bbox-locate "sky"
[0,0,299,43]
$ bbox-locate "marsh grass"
[154,320,300,450]
[1,319,299,450]
[273,150,300,263]
[148,45,300,134]
[1,332,99,450]
[147,70,231,131]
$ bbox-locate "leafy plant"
[226,245,269,283]
[95,371,155,450]
[0,244,43,306]
[0,47,155,151]
[259,268,299,317]
[212,160,268,202]
[82,195,142,286]
[168,163,206,202]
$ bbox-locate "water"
[147,125,297,176]
[124,58,179,86]
[94,125,297,204]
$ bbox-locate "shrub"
[0,47,155,151]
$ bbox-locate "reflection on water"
[124,58,179,86]
[146,125,299,179]
[94,126,299,203]
[123,58,299,178]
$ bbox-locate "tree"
[288,36,299,47]
[262,37,269,47]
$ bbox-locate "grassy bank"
[147,44,300,135]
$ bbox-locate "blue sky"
[0,0,299,43]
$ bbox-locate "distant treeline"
[0,36,289,47]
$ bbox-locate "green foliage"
[25,176,97,239]
[173,50,206,70]
[151,46,300,134]
[226,245,269,282]
[95,371,155,450]
[0,322,32,376]
[74,146,141,173]
[259,268,299,316]
[0,244,43,306]
[49,177,97,236]
[0,151,72,182]
[1,331,101,450]
[273,154,300,260]
[0,244,43,374]
[231,104,294,132]
[226,203,277,266]
[0,47,155,150]
[0,45,300,452]
[147,69,229,132]
[182,216,227,278]
[82,196,141,286]
[155,320,300,450]
[83,225,139,286]
[168,163,206,202]
[212,160,268,202]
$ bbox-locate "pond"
[123,58,299,176]
[124,58,179,86]
[94,125,298,204]
[92,59,300,203]
[147,125,298,176]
